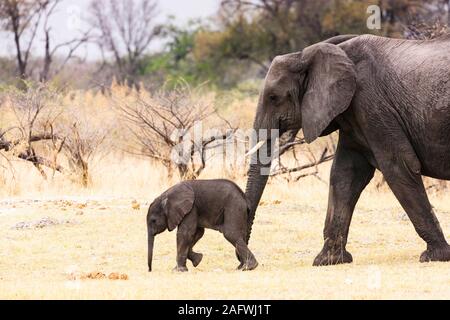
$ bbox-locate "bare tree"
[1,82,64,176]
[40,1,92,82]
[0,0,48,79]
[270,131,335,183]
[1,83,108,185]
[119,82,235,180]
[405,21,449,39]
[0,0,92,82]
[448,0,450,25]
[89,0,162,87]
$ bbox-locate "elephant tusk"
[245,141,265,157]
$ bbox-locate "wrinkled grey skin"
[147,179,258,272]
[245,34,450,266]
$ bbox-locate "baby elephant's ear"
[164,183,195,231]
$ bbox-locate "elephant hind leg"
[226,236,258,271]
[222,227,258,271]
[379,157,449,262]
[236,249,244,270]
[221,204,258,271]
[420,245,450,262]
[314,137,375,267]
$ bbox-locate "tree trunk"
[448,0,450,26]
[40,30,52,82]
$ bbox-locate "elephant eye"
[269,94,278,103]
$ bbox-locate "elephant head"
[147,183,194,271]
[245,42,357,243]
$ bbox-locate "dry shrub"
[406,21,449,40]
[116,81,236,180]
[0,83,112,189]
[1,83,66,177]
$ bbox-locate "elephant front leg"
[174,219,198,272]
[313,141,375,266]
[188,228,204,267]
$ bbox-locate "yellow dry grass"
[1,156,450,300]
[1,85,450,299]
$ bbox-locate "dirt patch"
[68,271,129,281]
[131,200,140,210]
[259,200,282,206]
[12,217,75,230]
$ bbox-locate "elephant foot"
[313,248,353,266]
[420,244,450,263]
[189,252,203,267]
[173,266,189,272]
[240,259,258,271]
[236,262,244,271]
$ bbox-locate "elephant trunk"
[245,140,272,244]
[147,230,155,272]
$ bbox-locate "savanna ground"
[1,0,449,302]
[1,155,450,300]
[0,85,450,300]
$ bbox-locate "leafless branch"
[88,0,161,87]
[117,81,236,180]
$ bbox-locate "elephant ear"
[163,183,195,231]
[300,43,356,143]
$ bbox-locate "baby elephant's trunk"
[147,231,155,272]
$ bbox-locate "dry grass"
[1,85,450,299]
[1,157,450,300]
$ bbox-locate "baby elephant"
[147,179,258,272]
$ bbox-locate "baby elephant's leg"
[188,228,204,267]
[223,232,258,271]
[235,239,258,271]
[223,226,258,271]
[236,249,244,270]
[223,204,258,271]
[175,213,198,272]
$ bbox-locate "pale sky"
[0,0,220,60]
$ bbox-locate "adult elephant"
[244,34,450,266]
